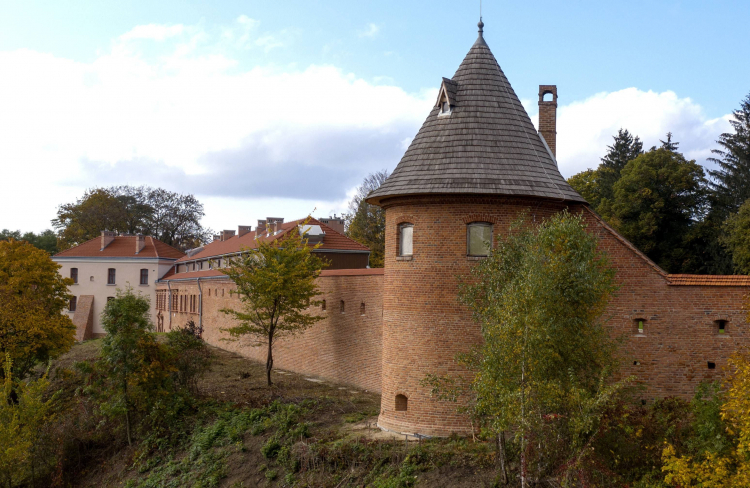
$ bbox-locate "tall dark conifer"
[708,92,750,214]
[596,129,644,205]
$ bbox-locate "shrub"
[166,320,211,395]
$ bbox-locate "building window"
[107,296,114,302]
[322,299,327,311]
[635,318,646,334]
[340,300,345,314]
[395,394,408,412]
[716,320,728,335]
[441,101,451,114]
[70,268,78,284]
[398,223,413,256]
[69,296,77,312]
[140,269,148,285]
[107,268,116,285]
[171,291,178,311]
[360,302,366,315]
[467,222,493,257]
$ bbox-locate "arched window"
[467,222,492,257]
[322,299,327,311]
[543,92,554,101]
[395,394,408,412]
[398,223,413,257]
[340,300,345,314]
[360,302,366,315]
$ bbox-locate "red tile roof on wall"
[157,266,384,282]
[176,217,368,263]
[54,236,185,259]
[667,275,750,286]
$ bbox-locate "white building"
[53,231,184,339]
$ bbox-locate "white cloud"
[0,22,433,232]
[120,24,185,41]
[534,88,732,177]
[358,23,380,38]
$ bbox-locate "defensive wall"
[156,207,750,435]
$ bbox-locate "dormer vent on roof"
[366,20,585,206]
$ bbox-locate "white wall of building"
[53,258,176,335]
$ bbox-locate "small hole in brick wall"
[395,394,408,412]
[634,361,640,366]
[222,289,224,297]
[322,299,326,311]
[716,320,728,335]
[641,399,647,406]
[340,300,345,314]
[708,362,716,369]
[634,318,646,334]
[360,302,366,315]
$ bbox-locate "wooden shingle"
[367,28,585,205]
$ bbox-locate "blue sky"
[1,0,749,233]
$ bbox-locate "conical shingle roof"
[367,23,585,205]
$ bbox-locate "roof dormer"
[436,77,457,116]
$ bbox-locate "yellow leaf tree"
[0,239,75,380]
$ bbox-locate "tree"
[0,229,58,255]
[0,355,53,488]
[427,212,622,485]
[91,288,174,446]
[722,199,750,274]
[662,349,750,486]
[568,129,643,212]
[600,148,708,273]
[220,220,327,386]
[0,239,75,380]
[345,170,389,268]
[52,186,211,251]
[709,92,750,215]
[659,132,680,152]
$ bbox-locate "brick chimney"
[135,234,146,254]
[238,225,252,237]
[319,215,345,235]
[220,230,236,241]
[256,220,267,237]
[100,231,116,251]
[538,85,558,158]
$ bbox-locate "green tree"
[0,229,58,255]
[568,129,643,212]
[52,186,211,251]
[427,212,622,485]
[221,220,327,386]
[345,170,388,268]
[93,288,174,445]
[0,239,75,380]
[722,199,750,274]
[0,355,53,488]
[709,92,750,215]
[600,148,708,273]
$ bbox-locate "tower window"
[322,299,327,311]
[467,222,492,257]
[360,302,366,315]
[716,320,728,335]
[634,318,646,334]
[398,223,413,257]
[340,300,345,314]
[441,101,451,114]
[395,394,408,412]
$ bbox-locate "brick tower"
[366,20,586,436]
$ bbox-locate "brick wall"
[158,269,384,393]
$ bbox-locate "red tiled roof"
[158,266,384,282]
[668,275,750,286]
[176,217,368,263]
[54,236,185,260]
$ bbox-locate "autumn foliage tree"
[221,220,326,386]
[0,239,75,380]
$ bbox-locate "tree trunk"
[497,431,508,485]
[266,330,274,386]
[125,407,132,446]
